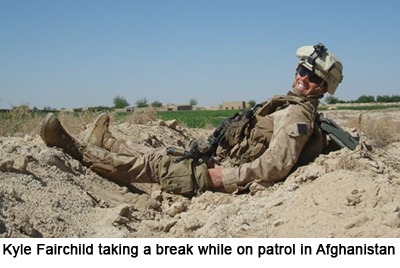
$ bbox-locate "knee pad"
[158,148,212,197]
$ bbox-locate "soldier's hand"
[208,165,223,188]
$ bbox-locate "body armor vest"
[216,94,325,166]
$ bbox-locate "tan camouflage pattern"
[82,142,164,184]
[80,92,321,195]
[221,93,318,193]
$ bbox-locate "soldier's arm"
[208,165,223,188]
[220,105,314,193]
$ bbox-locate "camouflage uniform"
[218,92,321,193]
[41,43,342,195]
[79,91,322,194]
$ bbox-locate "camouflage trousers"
[81,138,213,196]
[82,139,165,184]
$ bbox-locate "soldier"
[41,43,343,195]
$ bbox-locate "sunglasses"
[298,65,323,84]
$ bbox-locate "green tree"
[150,100,163,107]
[88,106,112,112]
[43,106,55,111]
[248,100,256,108]
[189,98,198,107]
[356,95,375,103]
[325,96,340,104]
[377,94,400,103]
[136,97,149,108]
[113,95,130,108]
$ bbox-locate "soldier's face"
[294,72,322,96]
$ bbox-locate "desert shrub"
[58,110,98,135]
[343,117,400,148]
[0,106,43,137]
[362,119,400,148]
[0,109,112,138]
[125,107,158,125]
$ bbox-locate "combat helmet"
[296,43,343,95]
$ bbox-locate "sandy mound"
[1,112,400,238]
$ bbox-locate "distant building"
[115,108,128,113]
[166,103,192,111]
[220,101,246,110]
[115,107,135,113]
[60,108,74,112]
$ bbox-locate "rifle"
[170,103,267,163]
[169,116,234,163]
[317,113,359,150]
[165,116,238,195]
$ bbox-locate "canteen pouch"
[158,148,212,197]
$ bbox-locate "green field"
[158,110,239,128]
[156,105,400,128]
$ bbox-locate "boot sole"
[83,113,109,145]
[40,113,56,145]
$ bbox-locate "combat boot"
[83,113,116,150]
[41,113,90,166]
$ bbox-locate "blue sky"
[1,0,399,109]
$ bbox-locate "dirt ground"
[1,109,400,238]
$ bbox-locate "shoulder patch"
[297,123,308,135]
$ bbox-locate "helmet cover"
[296,44,343,95]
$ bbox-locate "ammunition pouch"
[223,112,249,147]
[158,148,212,197]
